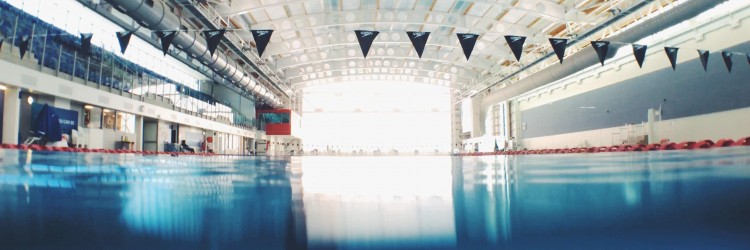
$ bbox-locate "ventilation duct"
[103,0,282,107]
[481,0,729,106]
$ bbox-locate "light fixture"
[84,105,94,109]
[27,96,34,104]
[0,85,7,91]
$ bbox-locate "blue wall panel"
[521,43,750,139]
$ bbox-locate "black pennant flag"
[116,31,133,54]
[0,38,4,51]
[204,29,226,56]
[406,31,430,58]
[251,29,273,57]
[697,50,710,72]
[504,35,526,62]
[632,44,647,68]
[664,47,679,70]
[456,33,479,60]
[156,31,178,56]
[747,53,750,65]
[19,35,30,59]
[722,51,733,73]
[548,38,567,64]
[80,33,93,56]
[354,30,379,58]
[591,41,610,66]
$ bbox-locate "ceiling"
[177,0,677,101]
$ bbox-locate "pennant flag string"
[456,33,479,60]
[155,30,178,56]
[80,33,93,57]
[354,30,379,58]
[591,41,610,66]
[697,50,710,72]
[722,51,733,73]
[204,29,226,56]
[664,47,679,70]
[548,38,568,64]
[116,31,133,54]
[251,29,274,58]
[504,35,526,62]
[632,44,647,68]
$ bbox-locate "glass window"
[260,113,290,124]
[84,105,102,129]
[116,112,136,133]
[102,109,116,129]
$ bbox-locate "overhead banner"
[632,44,647,68]
[19,35,30,59]
[80,33,93,56]
[722,51,733,73]
[204,29,226,56]
[591,41,610,66]
[456,33,479,60]
[504,35,526,62]
[697,50,710,72]
[354,30,379,58]
[251,29,273,57]
[664,47,679,70]
[116,31,133,54]
[406,31,430,58]
[156,31,178,56]
[548,38,567,64]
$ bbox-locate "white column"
[135,115,144,151]
[3,87,21,144]
[647,109,657,144]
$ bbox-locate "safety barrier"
[456,136,750,156]
[0,143,217,156]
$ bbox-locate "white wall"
[482,2,750,150]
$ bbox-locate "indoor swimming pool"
[1,148,749,249]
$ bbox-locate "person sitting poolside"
[180,140,195,153]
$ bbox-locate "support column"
[135,115,144,151]
[3,87,21,144]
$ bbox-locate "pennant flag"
[354,30,379,58]
[19,35,30,59]
[632,44,647,68]
[722,51,733,73]
[251,29,273,57]
[548,38,568,64]
[697,50,710,72]
[456,33,479,60]
[406,31,430,58]
[116,31,133,54]
[504,35,526,62]
[494,139,499,152]
[0,38,4,51]
[80,33,93,56]
[591,41,610,66]
[203,29,226,56]
[664,47,679,70]
[747,53,750,65]
[155,31,178,56]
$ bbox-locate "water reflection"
[299,157,455,249]
[0,148,749,249]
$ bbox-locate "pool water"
[1,147,749,249]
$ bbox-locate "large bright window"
[302,81,451,152]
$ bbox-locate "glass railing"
[0,2,260,132]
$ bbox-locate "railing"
[0,2,259,132]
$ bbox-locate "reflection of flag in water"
[494,139,499,151]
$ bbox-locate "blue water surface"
[1,147,749,249]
